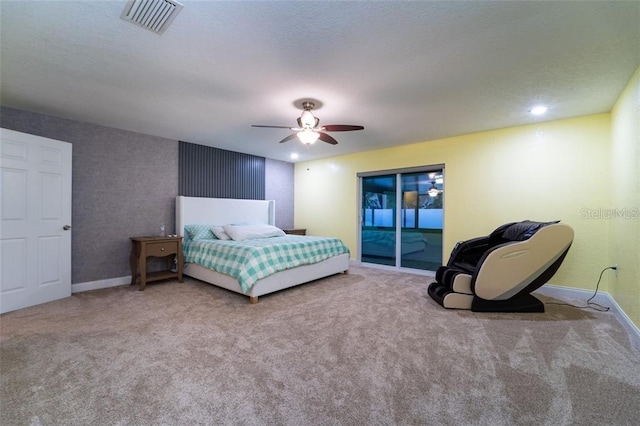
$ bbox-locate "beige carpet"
[1,265,639,425]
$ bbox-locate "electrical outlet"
[614,264,619,277]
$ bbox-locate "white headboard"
[176,196,275,237]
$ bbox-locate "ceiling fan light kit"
[298,129,320,145]
[428,183,440,197]
[252,100,364,146]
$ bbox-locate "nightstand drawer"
[146,241,178,257]
[284,228,307,235]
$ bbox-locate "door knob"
[63,225,71,231]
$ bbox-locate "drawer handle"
[160,247,165,251]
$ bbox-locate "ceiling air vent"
[121,0,183,35]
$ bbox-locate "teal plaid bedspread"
[183,236,350,293]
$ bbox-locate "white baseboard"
[536,284,640,351]
[72,276,131,293]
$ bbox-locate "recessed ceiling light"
[530,105,548,115]
[290,153,299,160]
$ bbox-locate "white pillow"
[211,226,231,240]
[223,224,286,241]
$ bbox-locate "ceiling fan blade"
[278,133,299,144]
[322,124,364,132]
[252,125,295,129]
[318,132,338,145]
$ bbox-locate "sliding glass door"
[360,167,444,272]
[361,175,397,266]
[400,171,443,271]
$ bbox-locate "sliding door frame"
[357,164,445,275]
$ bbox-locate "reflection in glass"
[361,175,396,266]
[400,172,443,271]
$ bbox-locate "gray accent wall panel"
[1,107,179,284]
[265,158,294,229]
[179,141,265,199]
[1,107,295,286]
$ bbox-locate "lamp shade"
[298,129,319,145]
[300,110,316,128]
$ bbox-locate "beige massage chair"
[428,220,574,312]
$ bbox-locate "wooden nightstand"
[283,228,307,235]
[130,236,184,290]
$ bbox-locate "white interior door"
[1,128,72,314]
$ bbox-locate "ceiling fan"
[251,100,364,145]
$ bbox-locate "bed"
[176,196,350,303]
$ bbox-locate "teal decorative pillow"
[184,224,215,241]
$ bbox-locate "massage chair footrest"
[427,282,473,310]
[429,282,544,312]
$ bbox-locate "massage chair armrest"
[471,223,574,301]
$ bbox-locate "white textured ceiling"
[1,1,638,163]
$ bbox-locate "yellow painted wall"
[295,114,612,291]
[610,65,640,328]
